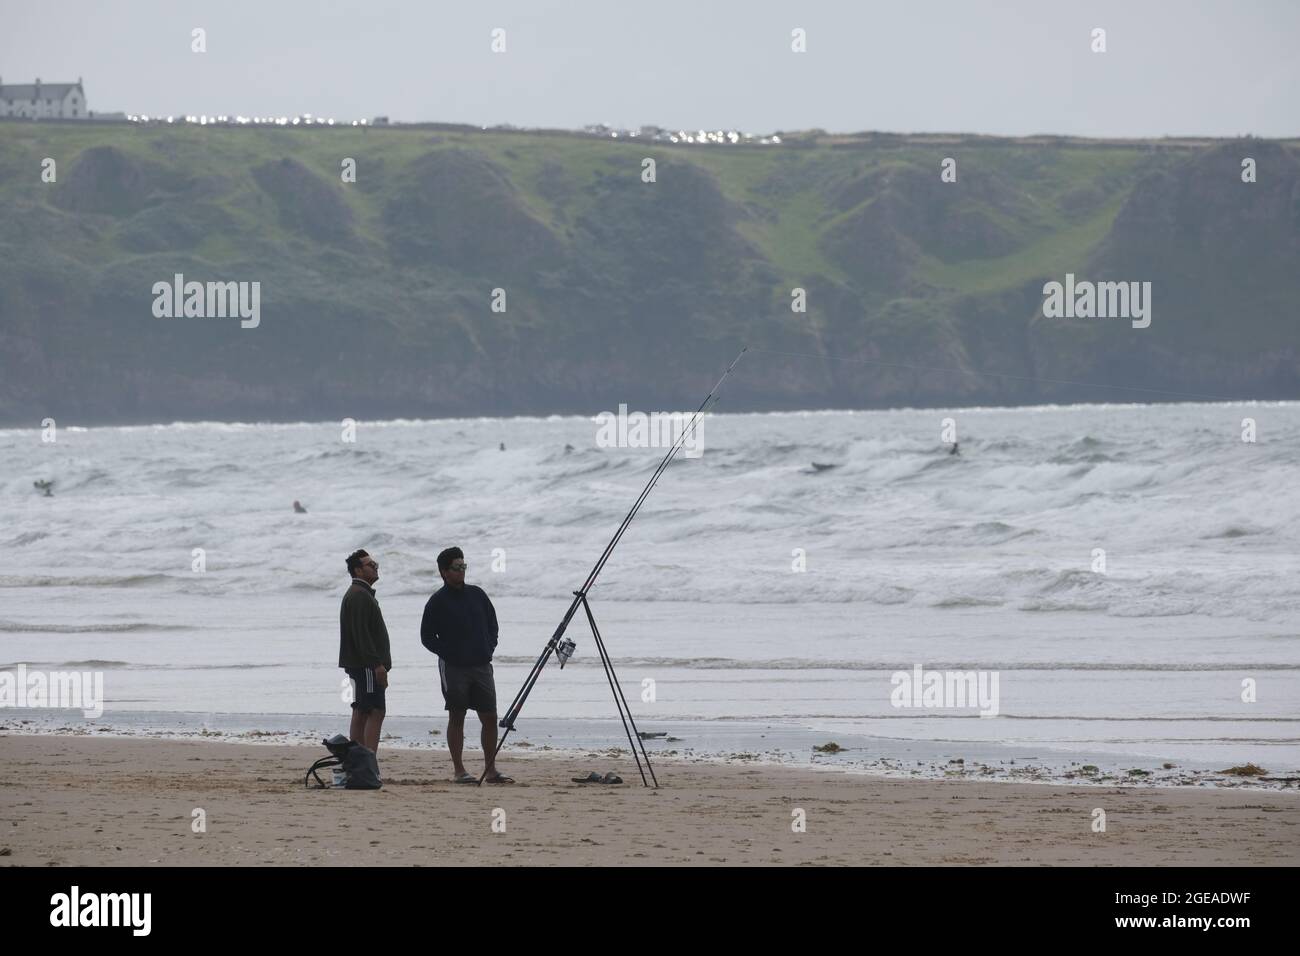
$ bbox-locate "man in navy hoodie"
[421,546,513,784]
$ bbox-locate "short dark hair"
[346,549,370,575]
[436,547,464,573]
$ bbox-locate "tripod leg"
[477,726,512,786]
[592,626,658,788]
[498,592,584,732]
[501,640,556,730]
[579,598,645,784]
[478,640,558,785]
[581,598,658,788]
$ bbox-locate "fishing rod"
[482,346,748,787]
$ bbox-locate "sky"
[1,0,1297,137]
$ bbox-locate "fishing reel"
[556,637,577,668]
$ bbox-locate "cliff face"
[0,125,1296,424]
[1026,140,1300,399]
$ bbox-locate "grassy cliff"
[1,122,1297,424]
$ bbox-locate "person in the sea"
[293,500,308,513]
[949,442,960,456]
[34,479,54,497]
[340,549,391,755]
[420,546,513,784]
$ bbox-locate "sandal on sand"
[453,772,478,784]
[571,771,623,784]
[484,772,515,784]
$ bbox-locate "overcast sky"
[2,0,1297,137]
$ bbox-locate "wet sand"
[1,734,1296,866]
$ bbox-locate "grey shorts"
[439,660,497,714]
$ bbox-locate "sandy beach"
[1,733,1296,866]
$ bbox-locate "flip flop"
[485,772,515,784]
[453,772,477,784]
[571,771,603,783]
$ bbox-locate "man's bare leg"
[349,707,366,745]
[448,709,468,776]
[363,710,384,754]
[479,710,499,776]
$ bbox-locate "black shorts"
[439,660,496,714]
[346,667,386,713]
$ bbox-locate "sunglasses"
[449,562,468,572]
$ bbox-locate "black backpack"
[305,734,382,790]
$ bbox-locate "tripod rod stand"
[478,348,748,789]
[481,590,658,787]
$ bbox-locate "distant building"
[0,77,88,119]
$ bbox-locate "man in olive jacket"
[340,549,391,754]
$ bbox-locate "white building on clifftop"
[0,77,88,118]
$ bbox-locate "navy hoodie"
[420,584,498,666]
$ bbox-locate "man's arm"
[483,590,499,653]
[420,597,442,656]
[370,599,391,684]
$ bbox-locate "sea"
[2,403,1297,787]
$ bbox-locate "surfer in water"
[33,479,55,497]
[293,500,308,513]
[949,442,960,456]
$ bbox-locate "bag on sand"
[304,734,382,790]
[342,742,382,789]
